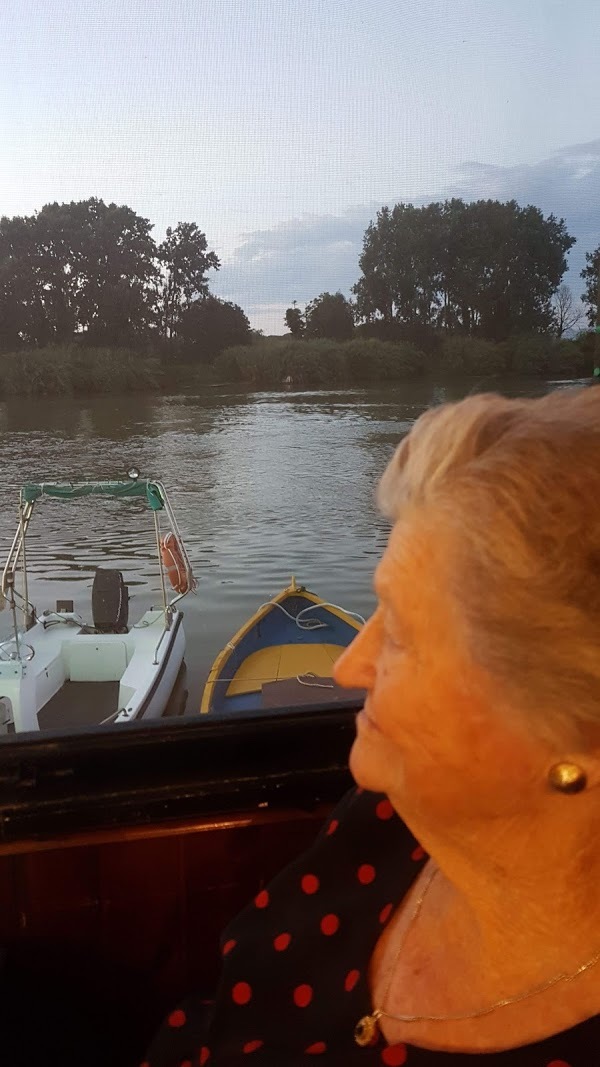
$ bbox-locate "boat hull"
[131,612,186,721]
[0,608,186,734]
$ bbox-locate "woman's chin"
[348,735,385,793]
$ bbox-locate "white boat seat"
[63,637,128,682]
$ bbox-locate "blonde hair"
[377,388,600,747]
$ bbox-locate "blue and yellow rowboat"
[200,578,365,714]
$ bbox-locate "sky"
[2,0,600,334]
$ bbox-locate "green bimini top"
[21,480,165,510]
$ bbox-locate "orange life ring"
[160,532,191,595]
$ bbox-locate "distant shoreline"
[0,337,594,397]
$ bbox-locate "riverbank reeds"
[213,337,425,388]
[214,334,592,386]
[0,345,163,396]
[0,334,593,396]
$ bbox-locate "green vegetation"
[284,303,305,338]
[353,199,576,340]
[0,332,592,396]
[213,333,591,389]
[0,345,162,396]
[0,195,598,393]
[0,198,248,359]
[582,246,600,327]
[305,293,355,341]
[214,338,423,388]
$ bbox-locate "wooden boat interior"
[0,699,360,1067]
[203,584,363,714]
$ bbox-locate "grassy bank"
[0,346,163,396]
[213,337,425,388]
[214,334,594,387]
[0,335,594,396]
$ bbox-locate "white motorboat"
[0,473,196,735]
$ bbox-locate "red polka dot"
[273,932,291,951]
[168,1009,186,1028]
[546,1062,573,1067]
[232,981,253,1005]
[356,787,364,794]
[379,902,393,924]
[199,1049,210,1066]
[254,888,269,908]
[326,819,339,835]
[293,983,313,1007]
[320,913,340,935]
[305,1041,327,1054]
[180,1060,192,1067]
[301,873,320,894]
[357,863,376,884]
[411,845,426,861]
[344,968,360,991]
[222,938,236,956]
[376,798,394,820]
[243,1039,264,1053]
[381,1045,408,1066]
[140,1063,150,1067]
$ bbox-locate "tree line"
[0,199,251,359]
[2,195,599,372]
[286,199,600,347]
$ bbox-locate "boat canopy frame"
[1,477,195,651]
[21,479,167,509]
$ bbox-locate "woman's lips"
[357,708,382,733]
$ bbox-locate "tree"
[353,199,575,342]
[177,295,251,361]
[552,284,585,337]
[284,302,305,337]
[304,292,355,340]
[0,215,41,349]
[0,202,224,351]
[581,245,600,328]
[157,222,220,339]
[74,199,159,344]
[0,199,160,349]
[474,202,575,340]
[0,206,83,348]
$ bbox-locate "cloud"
[212,207,374,310]
[213,137,600,332]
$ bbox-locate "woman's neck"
[396,800,600,984]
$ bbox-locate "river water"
[0,377,584,731]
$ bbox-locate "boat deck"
[37,681,120,730]
[261,676,365,709]
[226,642,344,696]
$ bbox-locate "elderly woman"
[146,387,600,1065]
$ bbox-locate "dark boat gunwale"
[0,699,361,849]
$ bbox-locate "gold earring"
[548,762,587,794]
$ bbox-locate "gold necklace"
[355,862,600,1047]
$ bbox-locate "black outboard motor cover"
[91,569,129,633]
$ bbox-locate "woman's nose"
[334,613,380,691]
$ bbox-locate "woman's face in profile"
[334,517,542,824]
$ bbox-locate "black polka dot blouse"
[144,787,599,1065]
